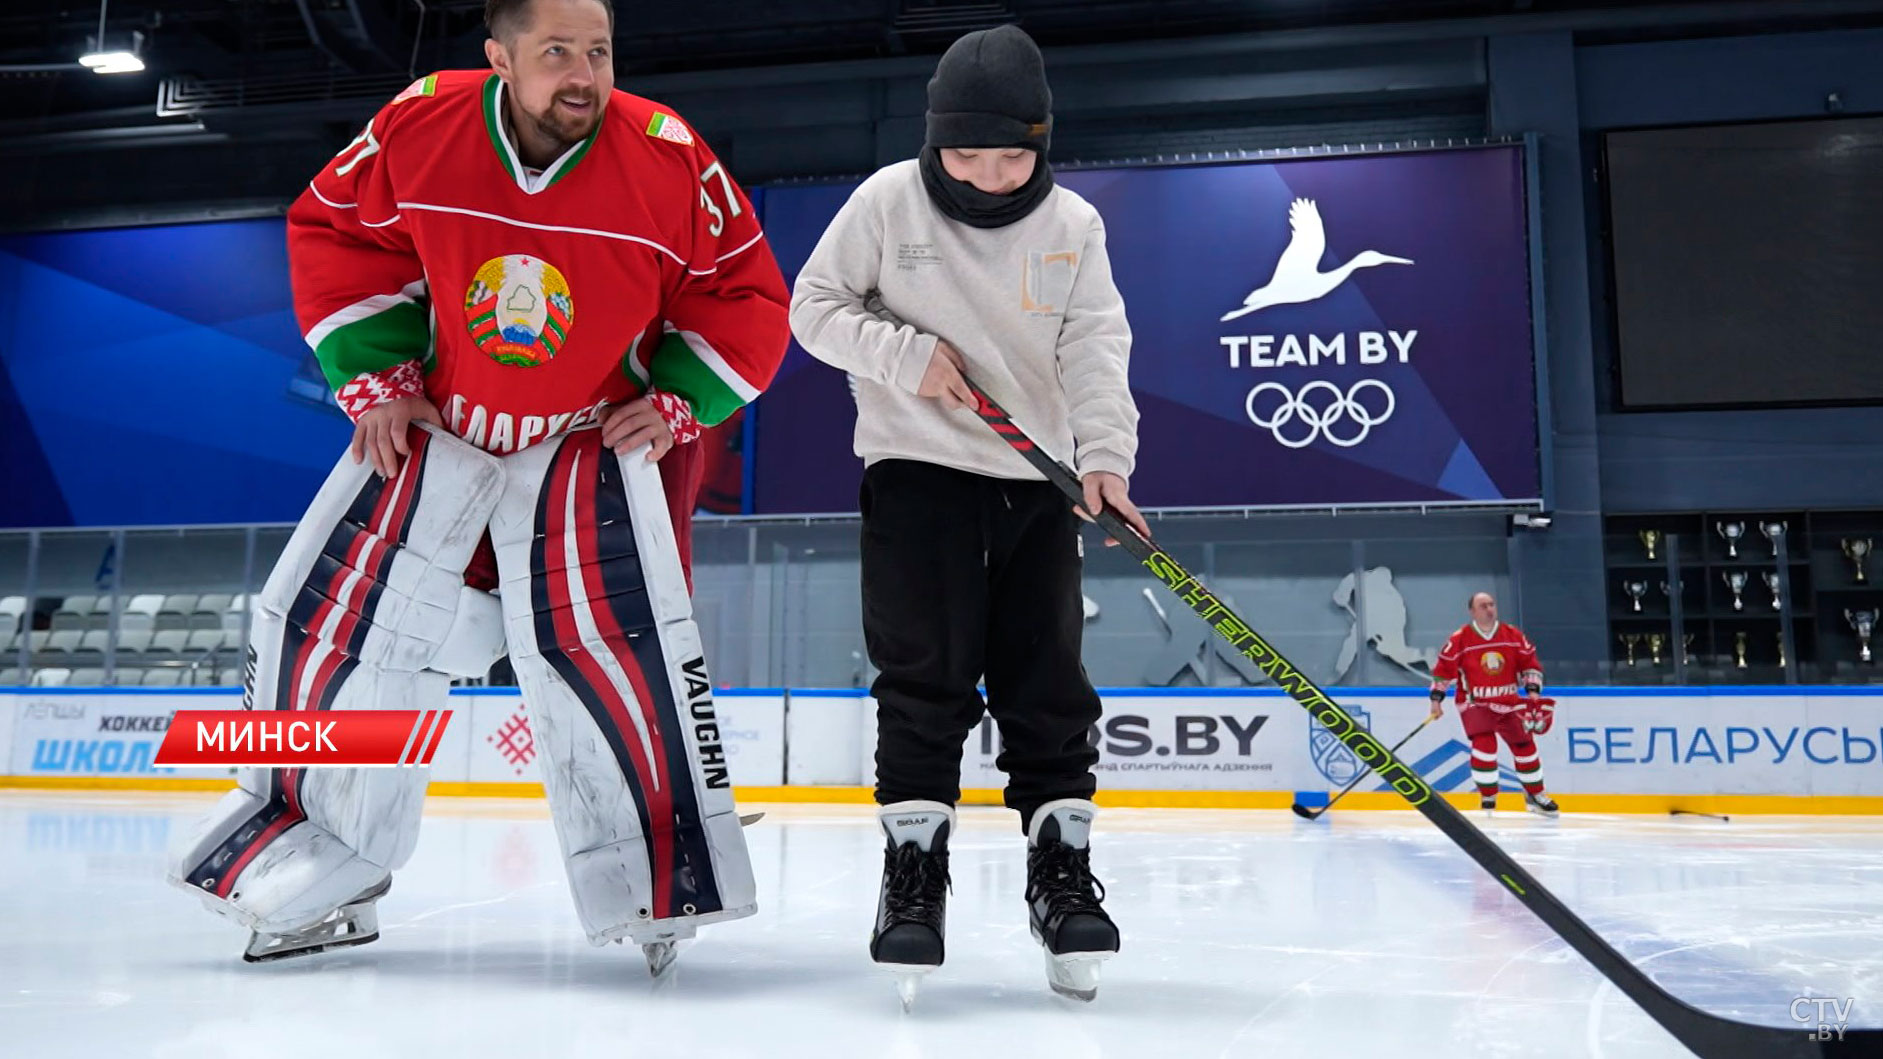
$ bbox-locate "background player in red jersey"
[168,0,789,975]
[1429,591,1561,817]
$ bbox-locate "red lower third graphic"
[151,710,452,768]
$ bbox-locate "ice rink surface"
[5,791,1882,1058]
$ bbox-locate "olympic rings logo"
[1244,379,1396,448]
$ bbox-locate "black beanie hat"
[924,24,1052,153]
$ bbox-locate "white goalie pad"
[170,425,506,935]
[488,430,757,947]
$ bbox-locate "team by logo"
[1245,379,1395,448]
[1482,651,1507,674]
[1221,198,1412,320]
[1219,198,1415,451]
[465,255,574,367]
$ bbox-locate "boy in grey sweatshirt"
[789,23,1141,1006]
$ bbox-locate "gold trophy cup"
[1843,539,1874,584]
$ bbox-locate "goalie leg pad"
[168,786,391,935]
[489,429,757,946]
[170,425,505,932]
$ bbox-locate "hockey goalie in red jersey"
[1428,592,1561,818]
[168,0,789,975]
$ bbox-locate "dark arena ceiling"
[2,0,1880,224]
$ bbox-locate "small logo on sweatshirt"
[896,243,941,272]
[1022,250,1078,316]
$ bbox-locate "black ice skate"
[871,800,953,1010]
[242,877,390,963]
[1481,793,1498,817]
[1025,799,1119,1002]
[1525,792,1561,818]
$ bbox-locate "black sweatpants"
[860,459,1101,829]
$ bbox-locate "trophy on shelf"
[1777,631,1787,669]
[1647,632,1665,666]
[1618,633,1641,667]
[1848,609,1877,664]
[1623,580,1648,612]
[1734,631,1750,669]
[1639,529,1662,561]
[1843,538,1874,584]
[1722,570,1749,612]
[1762,571,1782,611]
[1682,633,1696,666]
[1717,520,1746,559]
[1759,520,1788,558]
[1661,579,1682,602]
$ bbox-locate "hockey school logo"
[1310,704,1370,786]
[465,255,574,367]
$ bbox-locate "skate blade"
[643,941,679,978]
[241,882,388,964]
[879,963,935,1012]
[1043,949,1110,1003]
[1526,804,1560,819]
[243,928,379,964]
[739,812,765,827]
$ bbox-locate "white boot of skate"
[241,877,391,963]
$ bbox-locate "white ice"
[5,792,1883,1058]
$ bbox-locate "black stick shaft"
[964,378,1872,1058]
[1314,716,1435,816]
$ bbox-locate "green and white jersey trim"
[481,75,602,195]
[649,325,759,427]
[305,278,432,389]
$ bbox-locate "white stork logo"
[1220,199,1413,322]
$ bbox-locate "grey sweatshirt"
[788,159,1138,483]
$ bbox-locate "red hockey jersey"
[1431,622,1544,713]
[287,70,789,450]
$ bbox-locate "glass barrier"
[2,513,1874,691]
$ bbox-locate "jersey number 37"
[697,161,742,237]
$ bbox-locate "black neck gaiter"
[918,147,1055,229]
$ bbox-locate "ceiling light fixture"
[78,1,145,74]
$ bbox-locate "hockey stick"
[963,380,1875,1058]
[1670,809,1731,823]
[1290,716,1433,820]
